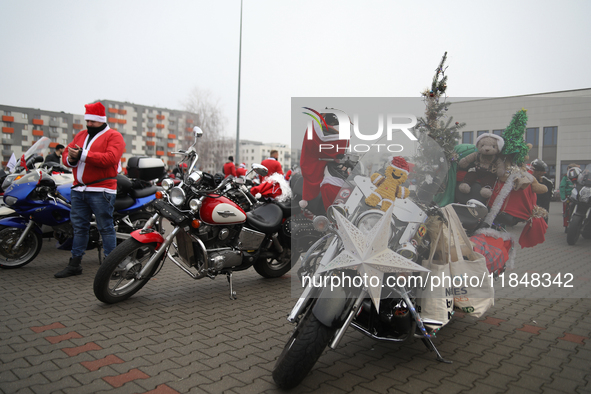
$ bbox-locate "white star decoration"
[317,205,430,311]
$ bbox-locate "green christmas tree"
[501,108,529,166]
[414,51,466,163]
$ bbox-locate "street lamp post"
[235,0,243,165]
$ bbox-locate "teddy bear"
[458,133,506,199]
[365,156,410,211]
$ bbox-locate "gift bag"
[418,223,454,328]
[442,206,494,318]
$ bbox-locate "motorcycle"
[272,133,492,389]
[566,164,591,245]
[93,127,293,304]
[0,163,161,269]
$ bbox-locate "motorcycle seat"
[116,174,133,196]
[274,198,292,217]
[114,195,135,211]
[130,185,158,199]
[246,203,283,233]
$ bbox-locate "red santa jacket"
[261,158,283,177]
[223,162,237,178]
[63,126,125,193]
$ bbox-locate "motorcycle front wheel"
[0,226,43,269]
[566,215,582,245]
[93,238,162,304]
[272,311,336,389]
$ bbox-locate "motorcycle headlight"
[355,211,385,234]
[396,242,418,262]
[313,216,330,232]
[162,178,174,191]
[189,198,202,212]
[580,187,591,203]
[170,187,186,207]
[4,196,18,206]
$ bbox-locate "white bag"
[418,224,454,328]
[442,206,494,318]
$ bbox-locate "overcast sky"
[1,0,590,147]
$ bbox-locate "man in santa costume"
[223,156,237,178]
[236,163,247,177]
[299,111,350,211]
[54,102,125,278]
[261,150,284,177]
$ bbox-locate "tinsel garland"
[483,169,518,226]
[501,109,530,166]
[531,205,548,219]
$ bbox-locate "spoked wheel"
[93,238,162,303]
[272,310,336,389]
[254,246,293,278]
[0,226,43,269]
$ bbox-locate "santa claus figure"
[299,111,350,211]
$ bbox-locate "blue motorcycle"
[0,169,160,268]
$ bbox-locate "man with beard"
[54,102,125,278]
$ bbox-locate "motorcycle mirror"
[252,163,268,177]
[193,126,203,138]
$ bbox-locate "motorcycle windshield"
[12,169,55,186]
[329,131,449,222]
[578,164,591,187]
[24,137,51,161]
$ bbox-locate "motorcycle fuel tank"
[200,195,247,225]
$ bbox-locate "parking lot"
[1,201,590,393]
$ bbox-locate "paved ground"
[1,201,590,394]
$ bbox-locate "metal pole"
[235,0,243,165]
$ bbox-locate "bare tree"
[182,87,233,173]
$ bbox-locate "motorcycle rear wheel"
[93,238,162,303]
[254,246,293,278]
[0,226,43,269]
[566,215,582,245]
[272,311,336,389]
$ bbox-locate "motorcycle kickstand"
[226,272,237,300]
[421,337,452,364]
[97,246,103,265]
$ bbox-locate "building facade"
[447,88,591,186]
[239,140,292,173]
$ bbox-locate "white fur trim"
[476,132,505,151]
[474,227,517,269]
[84,114,107,123]
[389,163,409,175]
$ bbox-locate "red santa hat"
[475,132,504,151]
[389,156,410,174]
[84,102,107,123]
[239,163,246,168]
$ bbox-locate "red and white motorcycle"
[93,127,292,303]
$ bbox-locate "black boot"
[54,256,83,278]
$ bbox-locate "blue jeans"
[71,190,116,259]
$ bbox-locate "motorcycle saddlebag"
[127,157,165,181]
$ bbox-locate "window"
[526,128,539,146]
[22,135,27,141]
[51,116,57,121]
[3,111,11,116]
[3,134,11,140]
[23,125,28,130]
[477,130,488,137]
[462,131,473,144]
[493,129,504,136]
[34,114,41,119]
[50,127,58,133]
[543,127,558,146]
[22,113,28,119]
[51,137,57,143]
